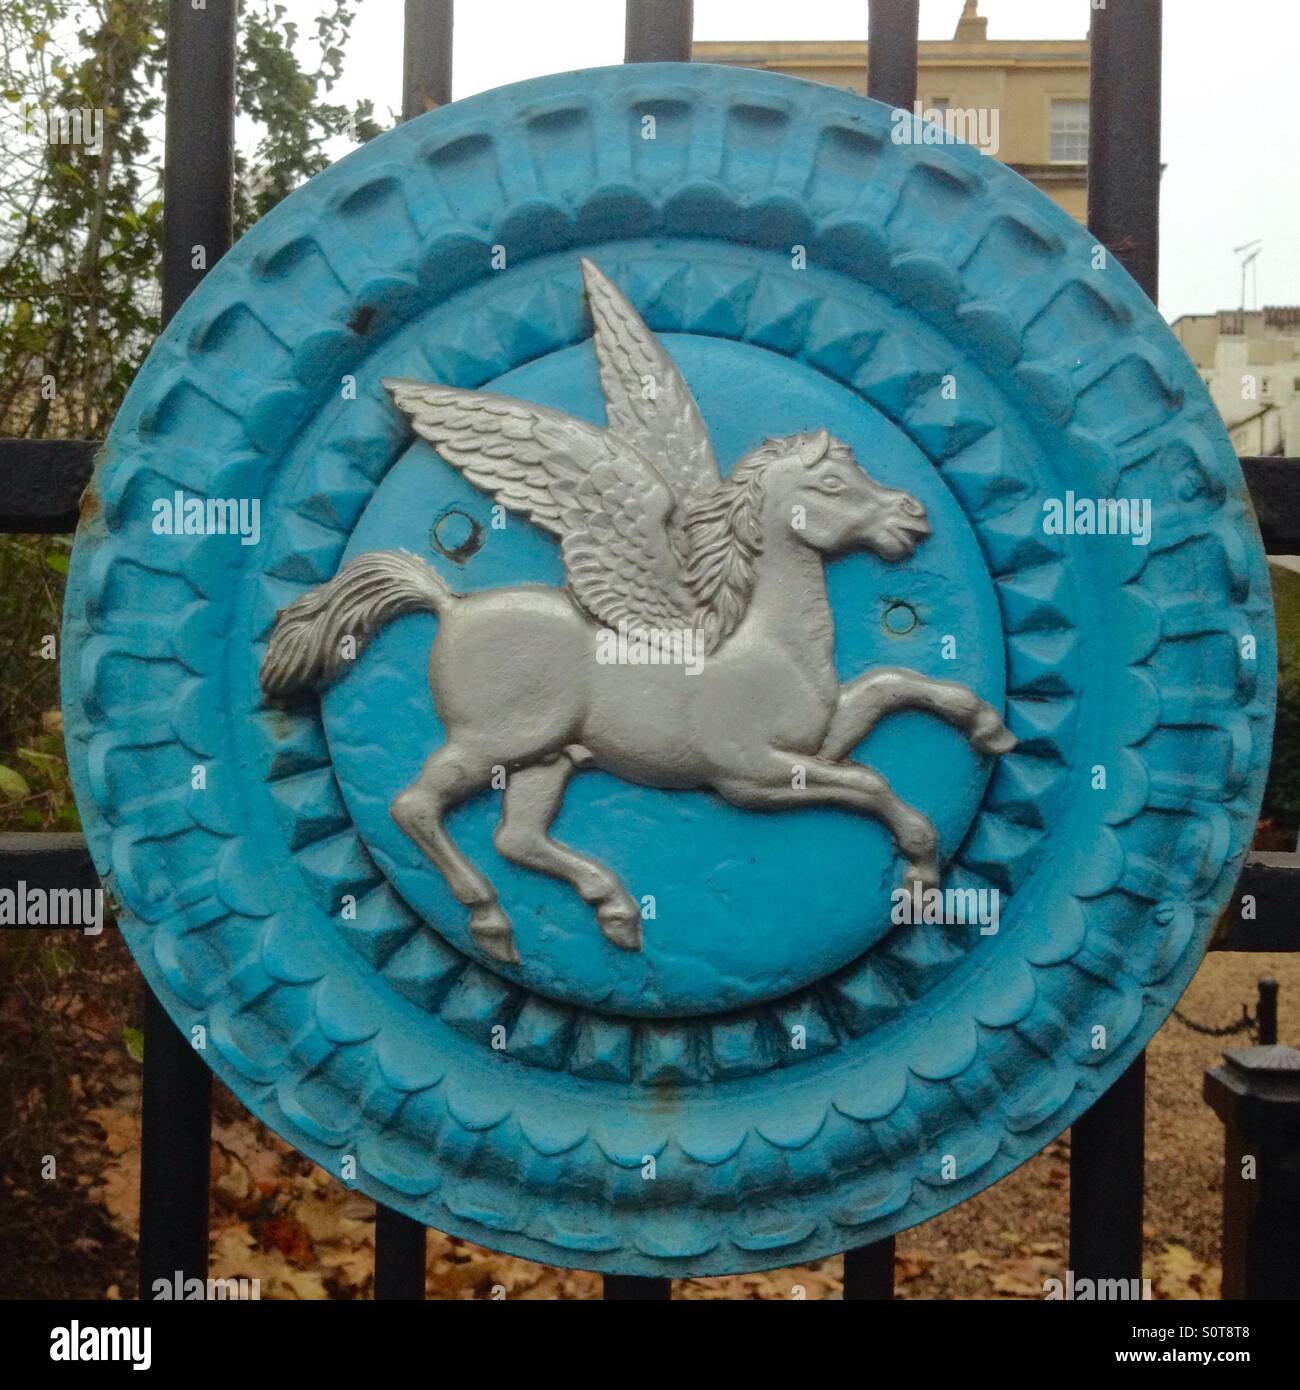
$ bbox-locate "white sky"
[325,0,1298,324]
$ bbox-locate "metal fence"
[0,0,1296,1302]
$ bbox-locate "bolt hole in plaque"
[882,599,919,635]
[430,506,484,563]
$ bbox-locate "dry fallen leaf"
[1148,1243,1220,1300]
[86,1105,141,1237]
[259,1213,314,1265]
[894,1250,935,1282]
[990,1255,1057,1298]
[210,1225,327,1300]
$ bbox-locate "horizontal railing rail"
[5,441,1298,545]
[6,833,1292,948]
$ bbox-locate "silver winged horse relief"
[260,259,1016,965]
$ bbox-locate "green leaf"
[45,552,68,575]
[22,736,60,754]
[122,1026,145,1063]
[17,747,61,770]
[41,945,75,977]
[0,765,31,800]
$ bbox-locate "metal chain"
[1169,1003,1256,1039]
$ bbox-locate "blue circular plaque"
[63,64,1274,1276]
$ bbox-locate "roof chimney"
[954,0,988,41]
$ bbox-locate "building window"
[1049,99,1088,163]
[924,96,949,130]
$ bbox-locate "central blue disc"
[322,333,1004,1015]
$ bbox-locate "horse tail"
[260,549,456,699]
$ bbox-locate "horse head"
[744,429,930,561]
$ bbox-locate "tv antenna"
[1233,240,1262,311]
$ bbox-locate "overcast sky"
[326,0,1298,325]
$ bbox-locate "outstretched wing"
[581,258,720,505]
[382,378,695,631]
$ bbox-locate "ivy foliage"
[0,0,387,826]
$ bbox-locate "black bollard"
[1257,977,1279,1046]
[1204,1041,1300,1299]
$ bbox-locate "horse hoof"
[596,898,643,951]
[970,706,1017,756]
[470,905,520,964]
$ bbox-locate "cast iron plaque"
[63,64,1274,1276]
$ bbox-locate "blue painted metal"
[61,63,1274,1276]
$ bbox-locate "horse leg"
[714,753,941,892]
[390,745,518,965]
[820,666,1015,762]
[493,755,643,951]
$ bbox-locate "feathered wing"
[580,258,721,506]
[382,378,696,632]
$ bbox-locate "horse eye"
[819,475,845,494]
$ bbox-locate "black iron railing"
[0,0,1295,1302]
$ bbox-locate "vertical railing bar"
[1069,1054,1146,1283]
[603,1274,673,1301]
[374,1206,428,1300]
[1084,0,1162,301]
[159,0,236,327]
[369,0,457,1303]
[624,0,693,64]
[866,0,919,109]
[843,1236,895,1300]
[588,0,696,1306]
[139,992,214,1299]
[402,0,454,121]
[138,0,236,1300]
[842,0,922,1306]
[1068,0,1160,1290]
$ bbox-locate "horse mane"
[680,431,848,653]
[680,447,772,653]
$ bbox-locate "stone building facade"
[694,1,1089,221]
[1173,308,1300,457]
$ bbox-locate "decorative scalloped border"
[62,64,1274,1276]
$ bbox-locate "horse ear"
[798,429,831,466]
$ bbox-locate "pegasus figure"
[261,259,1015,965]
